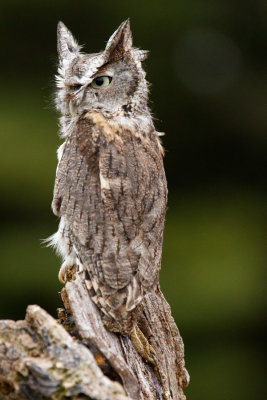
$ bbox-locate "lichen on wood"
[0,272,189,400]
[0,305,127,400]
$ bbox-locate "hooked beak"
[69,100,77,116]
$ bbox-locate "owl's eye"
[71,84,82,91]
[91,76,112,89]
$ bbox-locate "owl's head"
[56,20,150,123]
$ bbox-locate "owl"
[50,20,167,342]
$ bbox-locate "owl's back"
[52,111,167,333]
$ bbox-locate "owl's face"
[56,20,149,119]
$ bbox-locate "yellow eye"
[91,76,112,88]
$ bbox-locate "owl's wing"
[53,111,167,314]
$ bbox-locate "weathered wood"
[0,305,127,400]
[0,271,189,400]
[63,271,189,400]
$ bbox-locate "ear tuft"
[57,21,81,62]
[105,19,133,61]
[135,49,149,62]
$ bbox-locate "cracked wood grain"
[0,275,188,400]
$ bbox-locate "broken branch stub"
[0,271,189,399]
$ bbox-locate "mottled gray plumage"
[50,20,167,336]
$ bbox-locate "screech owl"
[49,20,167,341]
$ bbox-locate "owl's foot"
[130,325,171,400]
[58,262,77,283]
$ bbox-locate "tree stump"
[0,270,189,399]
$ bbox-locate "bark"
[0,272,189,400]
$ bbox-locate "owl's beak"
[69,100,77,116]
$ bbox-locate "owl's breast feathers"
[52,111,167,327]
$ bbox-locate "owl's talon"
[58,272,66,284]
[58,263,77,284]
[58,267,67,283]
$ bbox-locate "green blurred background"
[0,1,266,398]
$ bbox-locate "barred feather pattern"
[52,111,167,334]
[50,19,168,336]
